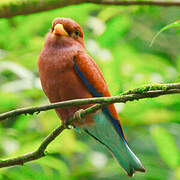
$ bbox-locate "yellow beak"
[53,24,68,36]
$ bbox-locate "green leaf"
[38,156,70,180]
[97,15,131,47]
[151,125,180,168]
[150,20,180,46]
[0,92,21,112]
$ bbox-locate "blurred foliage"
[0,2,180,180]
[150,20,180,46]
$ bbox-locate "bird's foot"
[73,109,84,122]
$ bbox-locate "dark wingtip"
[127,166,146,177]
[138,166,146,173]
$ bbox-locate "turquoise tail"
[82,110,145,177]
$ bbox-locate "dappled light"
[0,1,180,180]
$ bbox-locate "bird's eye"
[74,30,80,36]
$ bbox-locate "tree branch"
[0,124,67,168]
[0,83,180,121]
[0,0,180,19]
[89,0,180,7]
[0,82,180,168]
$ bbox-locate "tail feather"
[110,141,145,176]
[82,110,145,176]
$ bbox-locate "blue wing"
[73,57,127,143]
[73,55,145,176]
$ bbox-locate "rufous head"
[50,18,84,47]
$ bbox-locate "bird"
[38,17,145,177]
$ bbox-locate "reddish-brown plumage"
[38,18,146,176]
[38,18,123,130]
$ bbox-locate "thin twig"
[0,0,180,18]
[0,124,67,168]
[0,83,180,168]
[87,0,180,7]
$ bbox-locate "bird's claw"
[73,109,84,122]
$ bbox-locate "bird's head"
[50,18,84,47]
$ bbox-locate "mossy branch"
[0,82,180,168]
[0,82,180,121]
[0,0,180,19]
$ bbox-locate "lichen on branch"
[0,82,180,168]
[124,83,170,94]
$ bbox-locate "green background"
[0,2,180,180]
